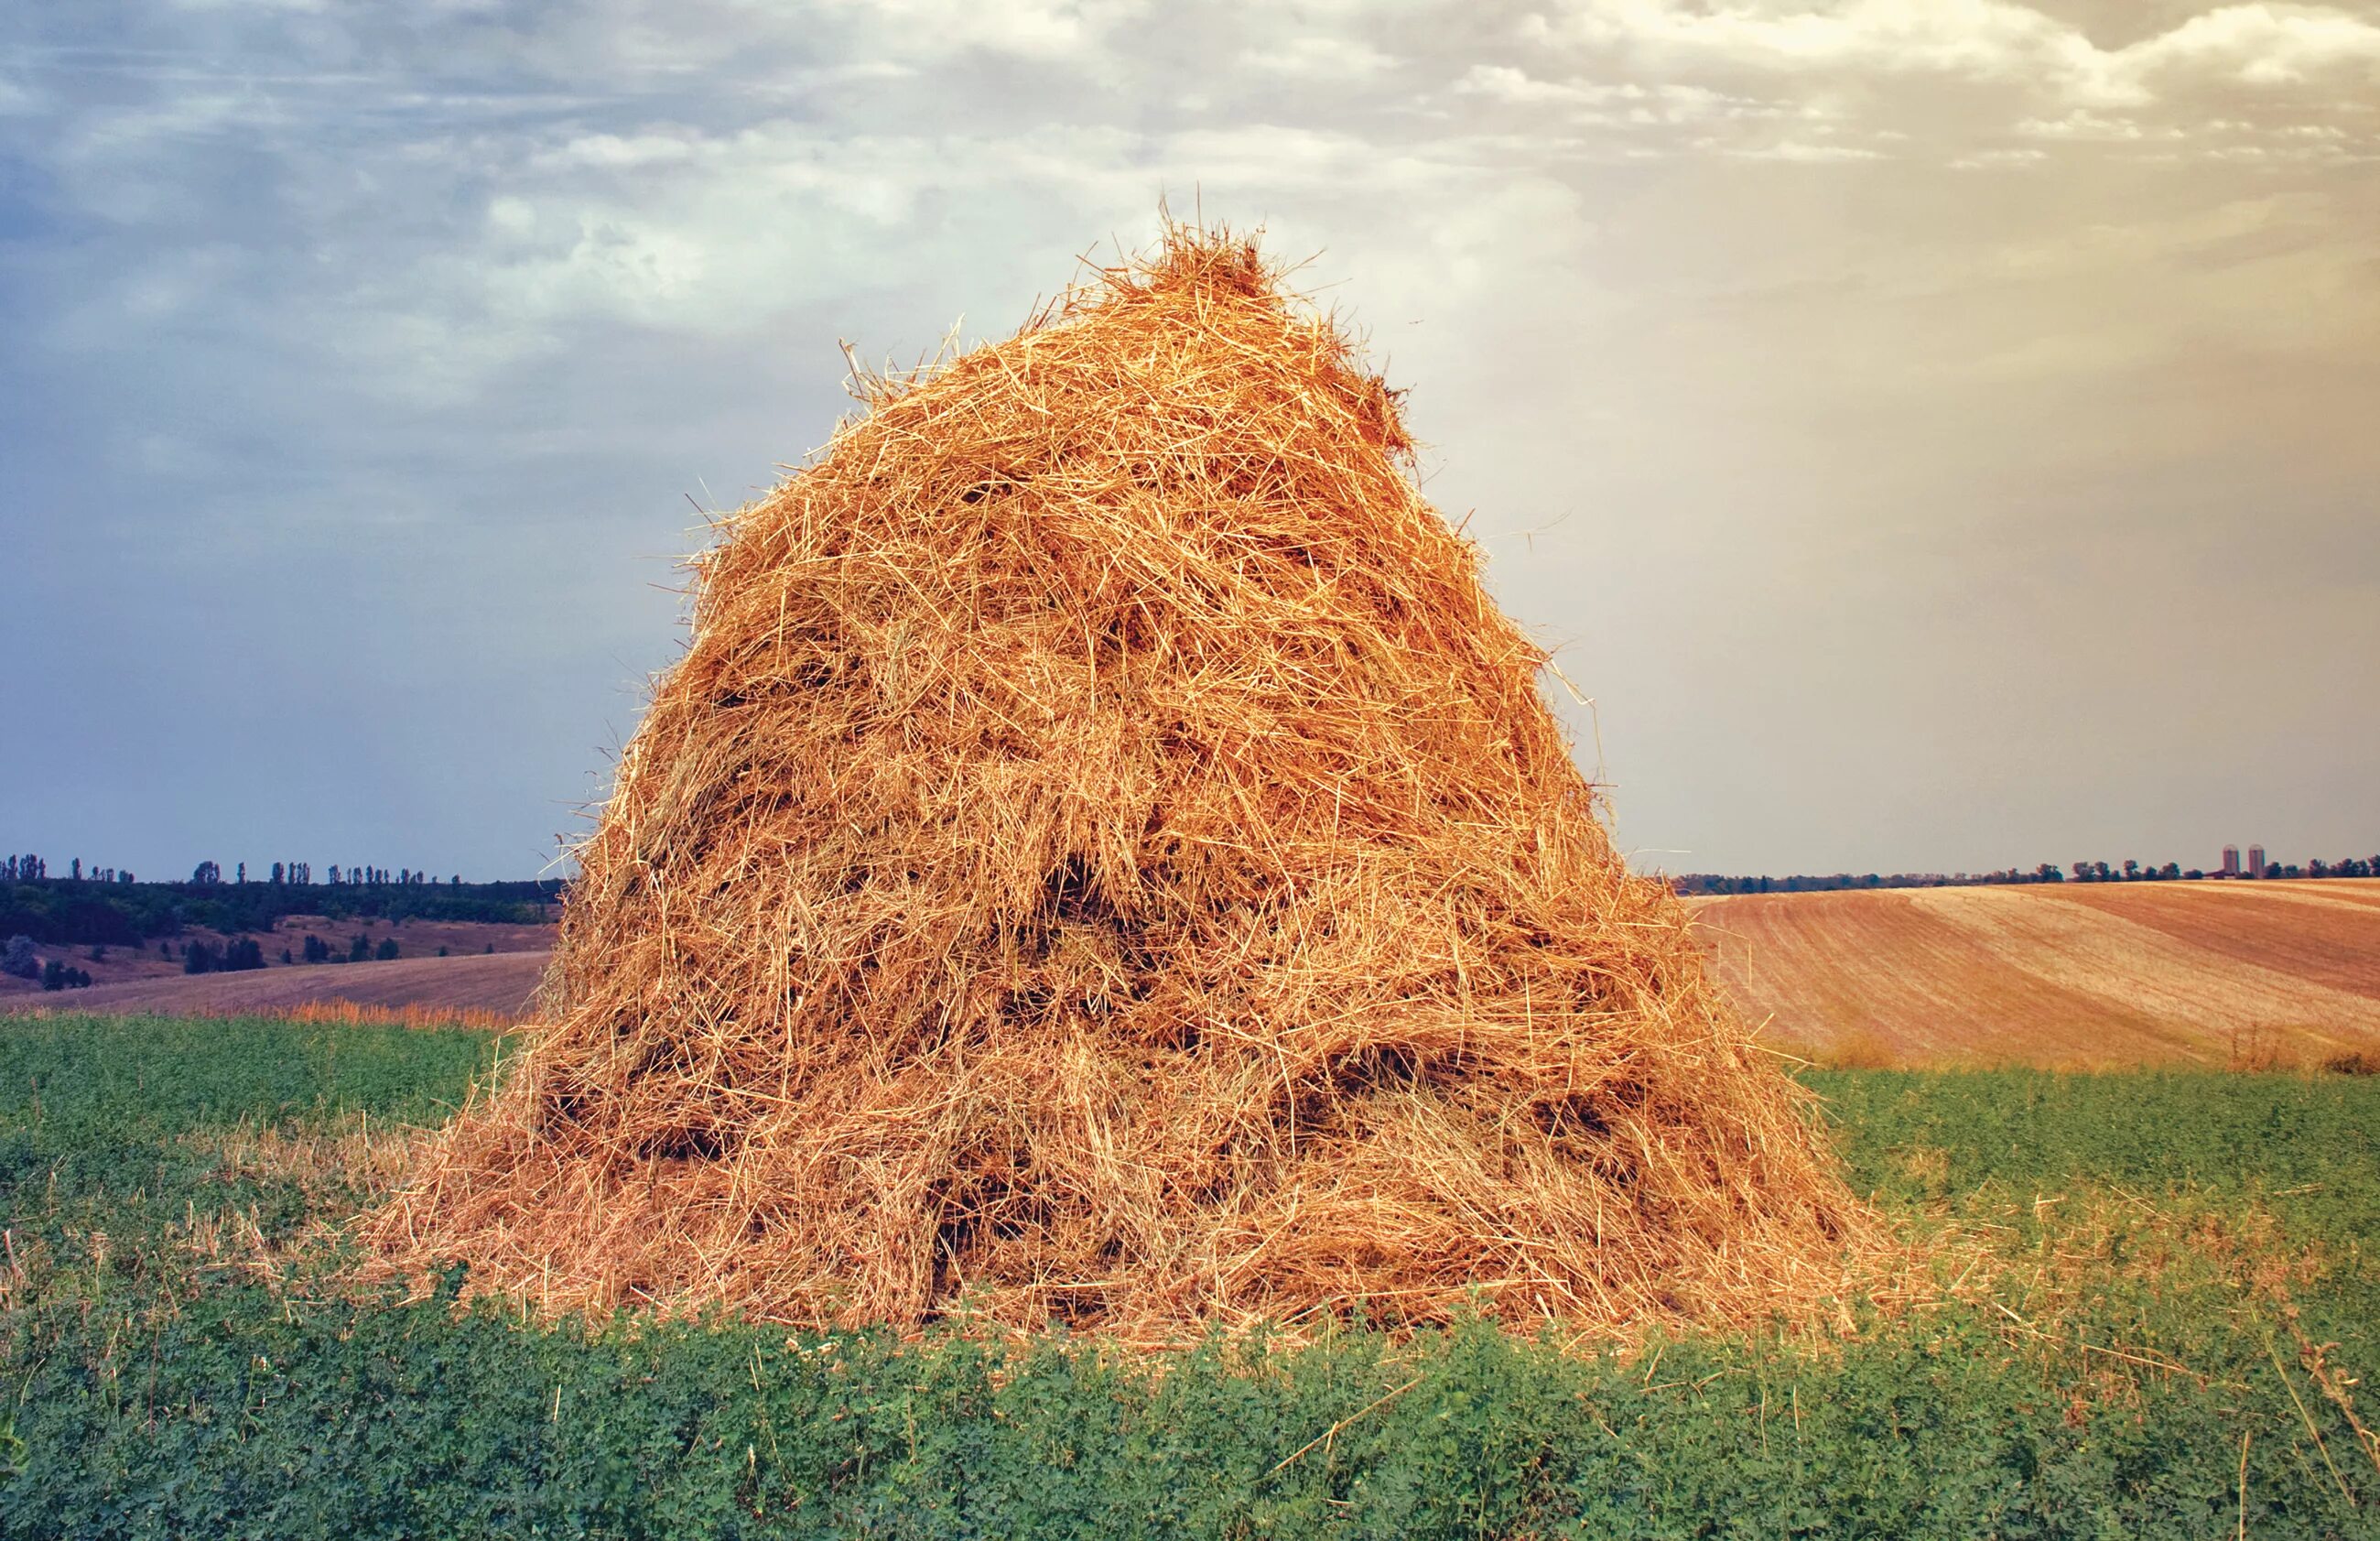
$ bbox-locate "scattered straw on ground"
[366,222,1882,1341]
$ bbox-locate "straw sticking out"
[364,221,1878,1340]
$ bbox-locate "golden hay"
[366,222,1877,1340]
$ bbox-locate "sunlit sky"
[5,0,2376,881]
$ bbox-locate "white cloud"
[1729,137,1886,161]
[1535,0,2114,92]
[2016,110,2149,141]
[1531,1,2380,111]
[1951,146,2047,168]
[1239,34,1399,80]
[2126,5,2380,88]
[813,0,1148,60]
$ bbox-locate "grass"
[4,1014,2378,1538]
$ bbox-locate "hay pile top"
[370,224,1871,1339]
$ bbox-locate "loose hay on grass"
[367,222,1881,1341]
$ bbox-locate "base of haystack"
[365,1023,1885,1343]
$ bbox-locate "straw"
[363,221,1880,1340]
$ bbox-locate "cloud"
[1950,146,2047,168]
[2015,110,2151,141]
[1531,0,2117,92]
[1528,1,2380,113]
[1238,34,1399,80]
[3,0,2376,880]
[1731,137,1886,161]
[2126,4,2380,89]
[813,0,1149,60]
[1455,63,1789,121]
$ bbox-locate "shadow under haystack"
[367,223,1877,1340]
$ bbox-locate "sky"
[4,0,2376,883]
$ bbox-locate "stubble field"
[1693,879,2380,1067]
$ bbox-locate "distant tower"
[2222,844,2240,877]
[2248,844,2267,878]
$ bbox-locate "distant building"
[2222,844,2240,877]
[2248,844,2267,878]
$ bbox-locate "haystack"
[369,223,1872,1339]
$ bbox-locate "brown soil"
[1693,879,2380,1067]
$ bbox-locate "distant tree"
[329,866,341,884]
[281,948,294,965]
[348,934,372,963]
[2093,862,2111,881]
[374,938,400,961]
[191,860,222,885]
[484,943,494,954]
[86,944,106,961]
[2159,862,2180,880]
[437,946,449,958]
[301,934,330,964]
[2071,861,2090,881]
[70,858,81,881]
[182,940,221,975]
[222,937,265,971]
[236,862,246,884]
[2,936,38,981]
[2122,859,2140,880]
[158,941,170,958]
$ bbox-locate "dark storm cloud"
[4,0,2375,879]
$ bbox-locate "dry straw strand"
[366,220,1879,1340]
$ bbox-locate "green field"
[4,1015,2376,1539]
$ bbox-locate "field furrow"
[1694,879,2380,1066]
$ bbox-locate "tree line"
[0,859,561,947]
[1673,852,2380,896]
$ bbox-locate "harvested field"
[0,916,553,998]
[0,950,547,1021]
[1693,879,2380,1066]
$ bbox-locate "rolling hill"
[1691,877,2380,1066]
[0,950,546,1020]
